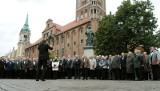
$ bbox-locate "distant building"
[25,0,107,58]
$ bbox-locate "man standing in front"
[36,40,53,81]
[120,52,127,80]
[133,49,143,81]
[81,55,90,80]
[149,47,160,80]
[66,55,73,79]
[73,55,81,79]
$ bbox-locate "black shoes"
[41,79,46,81]
[36,79,45,81]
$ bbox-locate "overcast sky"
[0,0,159,57]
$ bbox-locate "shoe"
[41,79,46,81]
[36,79,39,81]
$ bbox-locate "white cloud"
[0,0,159,57]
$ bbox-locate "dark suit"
[59,59,67,79]
[21,60,28,79]
[14,60,22,79]
[36,43,53,80]
[120,56,127,80]
[28,60,34,79]
[66,59,73,79]
[6,61,15,78]
[0,59,5,78]
[73,58,81,79]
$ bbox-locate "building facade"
[25,0,106,58]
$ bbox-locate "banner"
[52,61,59,71]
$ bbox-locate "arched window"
[94,9,97,13]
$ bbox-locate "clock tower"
[16,14,31,58]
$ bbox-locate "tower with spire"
[16,14,31,58]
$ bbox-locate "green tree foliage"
[94,0,158,55]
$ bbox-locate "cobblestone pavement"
[0,79,160,91]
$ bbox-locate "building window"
[74,32,76,36]
[61,35,64,43]
[85,9,87,13]
[74,41,76,46]
[91,9,93,14]
[48,24,50,28]
[81,39,84,44]
[32,47,34,53]
[68,44,70,48]
[85,13,88,18]
[92,0,96,5]
[81,11,84,19]
[61,48,64,57]
[74,51,76,56]
[67,34,70,39]
[61,38,64,43]
[81,15,83,19]
[43,34,46,40]
[94,9,97,14]
[77,16,79,21]
[85,9,88,18]
[81,30,83,34]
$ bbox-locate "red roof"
[56,18,90,35]
[53,23,62,31]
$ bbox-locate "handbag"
[153,59,159,65]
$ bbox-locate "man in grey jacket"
[149,47,160,80]
[99,56,109,80]
[133,49,143,81]
[111,55,121,80]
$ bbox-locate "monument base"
[84,46,94,57]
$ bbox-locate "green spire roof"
[21,14,30,32]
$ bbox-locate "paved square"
[0,79,160,91]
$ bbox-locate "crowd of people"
[0,47,160,81]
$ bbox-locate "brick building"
[25,0,106,58]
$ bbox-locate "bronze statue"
[85,26,94,46]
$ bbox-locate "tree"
[95,0,159,55]
[94,13,117,55]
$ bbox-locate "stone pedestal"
[84,46,94,57]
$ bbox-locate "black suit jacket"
[73,58,81,69]
[0,60,5,70]
[38,43,53,60]
[66,59,73,69]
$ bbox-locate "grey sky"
[0,0,159,57]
